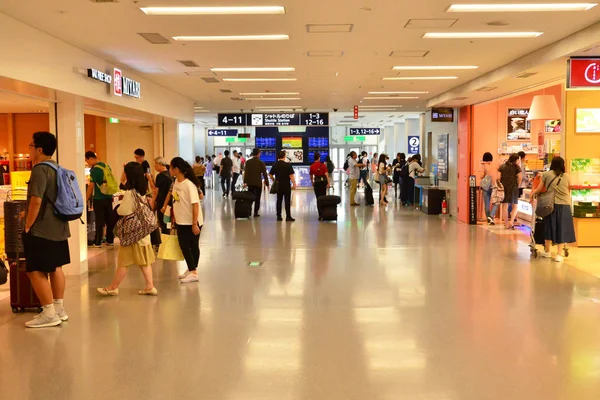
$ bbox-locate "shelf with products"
[570,158,600,247]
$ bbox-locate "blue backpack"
[38,161,84,222]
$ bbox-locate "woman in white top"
[98,162,158,296]
[170,157,204,283]
[378,154,391,206]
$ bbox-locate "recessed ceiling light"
[245,97,301,101]
[140,6,286,15]
[363,97,419,100]
[392,66,478,70]
[423,32,543,39]
[211,67,295,72]
[240,92,300,95]
[173,34,289,41]
[382,76,458,80]
[447,3,597,12]
[368,91,429,94]
[222,78,297,82]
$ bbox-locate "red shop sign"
[113,68,123,97]
[568,57,600,88]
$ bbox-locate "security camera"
[303,108,307,112]
[333,108,338,112]
[240,109,244,113]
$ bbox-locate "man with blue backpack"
[23,131,84,328]
[85,151,118,247]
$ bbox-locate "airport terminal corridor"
[2,190,600,400]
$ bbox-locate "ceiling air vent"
[405,19,457,29]
[178,60,199,68]
[202,77,220,83]
[230,97,243,101]
[307,50,345,57]
[515,72,538,79]
[476,87,497,92]
[220,89,233,93]
[452,97,468,101]
[137,33,170,45]
[89,0,119,3]
[306,24,354,33]
[389,50,429,58]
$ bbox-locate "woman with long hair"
[530,156,575,262]
[392,153,406,199]
[170,157,204,283]
[98,162,158,296]
[378,153,391,206]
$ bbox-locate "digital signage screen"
[308,137,329,148]
[308,150,329,162]
[282,136,303,148]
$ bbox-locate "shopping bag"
[157,232,184,261]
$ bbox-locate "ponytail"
[170,157,201,188]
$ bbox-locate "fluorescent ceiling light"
[368,91,429,94]
[382,76,458,80]
[447,3,597,12]
[256,106,303,109]
[211,67,295,72]
[392,66,478,70]
[423,32,543,39]
[173,35,289,41]
[360,105,404,108]
[240,92,299,95]
[141,6,286,15]
[245,97,301,101]
[363,96,419,100]
[223,78,297,82]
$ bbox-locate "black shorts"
[23,232,71,273]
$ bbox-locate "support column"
[394,122,406,154]
[405,119,421,155]
[54,93,88,275]
[163,118,178,161]
[384,126,395,156]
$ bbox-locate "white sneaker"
[180,273,199,283]
[25,312,62,328]
[179,270,191,280]
[555,255,565,263]
[539,251,552,259]
[56,309,69,321]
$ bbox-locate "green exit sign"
[238,138,247,143]
[344,136,366,142]
[108,118,120,124]
[356,136,366,142]
[226,137,236,143]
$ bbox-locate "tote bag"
[157,231,185,261]
[536,175,561,218]
[490,180,505,204]
[114,191,158,247]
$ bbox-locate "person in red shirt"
[310,152,331,220]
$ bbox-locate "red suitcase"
[9,259,41,313]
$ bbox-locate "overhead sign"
[87,68,112,84]
[349,128,380,135]
[431,107,454,122]
[408,136,420,155]
[208,129,238,137]
[108,118,120,124]
[113,68,123,97]
[218,112,329,126]
[568,57,600,88]
[344,136,366,142]
[354,105,359,119]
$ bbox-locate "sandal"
[97,287,119,296]
[138,288,158,296]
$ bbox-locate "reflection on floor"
[1,187,600,400]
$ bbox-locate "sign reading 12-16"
[568,57,600,88]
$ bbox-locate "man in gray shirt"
[23,131,71,328]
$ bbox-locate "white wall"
[106,122,156,174]
[0,13,194,122]
[425,109,459,216]
[178,122,194,163]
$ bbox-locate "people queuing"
[392,153,406,200]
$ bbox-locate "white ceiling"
[2,0,600,114]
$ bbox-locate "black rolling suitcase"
[233,191,255,219]
[317,195,341,221]
[533,218,545,245]
[87,209,96,245]
[364,182,375,206]
[10,258,41,313]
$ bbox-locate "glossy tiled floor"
[2,186,600,400]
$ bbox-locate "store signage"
[507,108,531,141]
[113,68,123,97]
[87,68,112,84]
[354,105,359,119]
[408,136,420,155]
[218,112,330,126]
[568,57,600,88]
[350,128,380,135]
[469,175,477,225]
[122,76,141,98]
[208,129,238,137]
[437,133,449,182]
[431,107,454,122]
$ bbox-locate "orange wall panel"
[84,114,96,154]
[13,113,50,155]
[565,90,600,163]
[0,114,9,153]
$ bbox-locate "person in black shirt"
[153,157,172,233]
[392,153,406,199]
[269,150,297,222]
[134,148,151,174]
[219,150,234,197]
